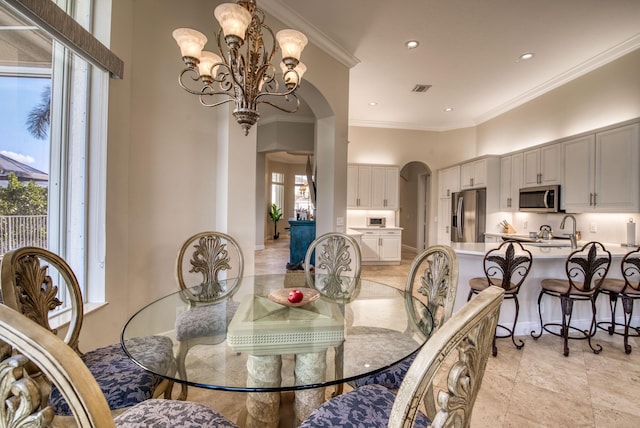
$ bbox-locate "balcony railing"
[0,215,47,255]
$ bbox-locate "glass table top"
[121,273,433,392]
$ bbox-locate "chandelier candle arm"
[172,0,308,136]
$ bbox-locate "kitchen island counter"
[450,241,633,337]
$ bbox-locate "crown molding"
[260,0,360,68]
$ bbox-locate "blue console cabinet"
[288,220,315,268]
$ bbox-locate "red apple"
[288,289,304,303]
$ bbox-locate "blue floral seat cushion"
[354,350,417,390]
[299,384,430,428]
[50,336,175,416]
[114,398,238,428]
[175,300,239,341]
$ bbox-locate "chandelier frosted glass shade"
[172,0,308,136]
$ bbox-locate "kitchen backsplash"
[493,212,640,246]
[347,210,397,228]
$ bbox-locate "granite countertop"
[451,242,631,258]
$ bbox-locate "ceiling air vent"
[412,84,432,93]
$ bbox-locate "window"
[0,0,112,310]
[271,172,284,213]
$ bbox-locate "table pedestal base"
[246,355,281,428]
[294,351,327,424]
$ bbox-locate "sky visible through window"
[0,76,51,173]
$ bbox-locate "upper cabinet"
[563,123,640,213]
[439,165,460,198]
[522,144,562,187]
[460,157,500,191]
[460,158,489,190]
[347,164,399,209]
[500,153,523,211]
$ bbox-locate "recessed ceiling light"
[368,101,378,106]
[444,107,453,112]
[519,52,534,61]
[405,40,419,49]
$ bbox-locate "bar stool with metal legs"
[468,240,532,356]
[597,246,640,354]
[531,241,611,357]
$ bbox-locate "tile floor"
[184,237,640,427]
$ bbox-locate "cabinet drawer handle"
[593,193,597,207]
[589,193,593,206]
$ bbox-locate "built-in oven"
[519,185,561,212]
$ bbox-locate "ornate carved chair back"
[299,287,504,428]
[176,231,244,305]
[404,245,459,335]
[304,232,362,300]
[0,247,84,353]
[564,241,611,295]
[483,240,532,293]
[0,304,238,428]
[620,247,640,293]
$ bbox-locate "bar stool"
[531,241,611,357]
[468,240,532,356]
[597,247,640,354]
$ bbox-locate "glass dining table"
[121,273,433,427]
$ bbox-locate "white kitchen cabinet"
[460,158,489,189]
[371,166,399,209]
[347,164,372,208]
[437,197,452,244]
[500,153,523,211]
[460,156,501,191]
[352,228,402,264]
[522,144,562,187]
[563,123,640,212]
[348,164,398,209]
[438,165,460,198]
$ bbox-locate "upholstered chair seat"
[113,399,238,427]
[354,245,458,390]
[174,232,244,400]
[50,337,174,415]
[299,384,430,427]
[175,300,239,342]
[468,276,519,292]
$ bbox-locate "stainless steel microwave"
[519,185,562,212]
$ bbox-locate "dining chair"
[597,246,640,354]
[0,246,175,416]
[299,286,504,428]
[353,245,459,391]
[304,232,362,300]
[174,231,244,400]
[0,303,238,428]
[531,241,611,356]
[467,240,532,356]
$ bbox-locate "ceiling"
[262,0,640,131]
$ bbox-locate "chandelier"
[172,0,308,136]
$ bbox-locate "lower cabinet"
[353,228,402,264]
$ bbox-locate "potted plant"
[268,204,283,240]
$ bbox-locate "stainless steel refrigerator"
[451,188,486,242]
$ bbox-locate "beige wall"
[80,0,349,350]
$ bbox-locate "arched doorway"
[399,162,431,252]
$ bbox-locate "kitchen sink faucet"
[560,215,578,249]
